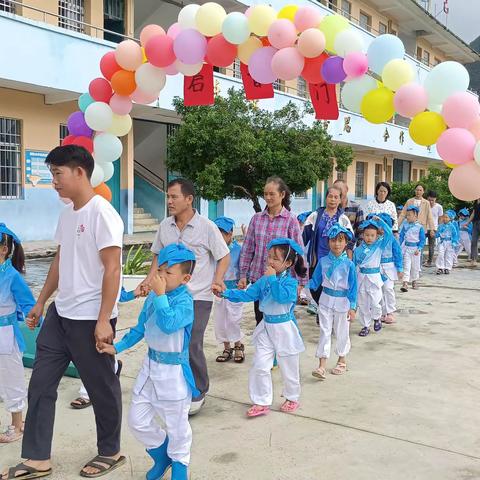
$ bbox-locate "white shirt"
[151,211,230,301]
[430,203,444,230]
[54,195,124,320]
[364,199,399,231]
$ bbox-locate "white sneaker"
[189,398,205,416]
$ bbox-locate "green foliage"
[123,245,152,275]
[167,88,354,211]
[390,165,470,211]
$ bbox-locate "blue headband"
[0,223,21,245]
[327,223,353,241]
[367,212,393,228]
[157,243,196,268]
[360,219,381,230]
[459,208,469,217]
[297,211,312,224]
[397,205,404,210]
[407,205,419,214]
[446,209,456,219]
[214,216,235,233]
[267,238,304,256]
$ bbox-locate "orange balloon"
[94,182,112,202]
[111,70,136,96]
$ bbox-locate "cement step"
[133,224,160,233]
[133,213,152,220]
[134,217,160,226]
[133,208,144,214]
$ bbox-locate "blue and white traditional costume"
[399,206,426,283]
[114,243,197,476]
[309,224,357,359]
[436,210,459,272]
[0,224,35,415]
[456,208,472,258]
[212,217,244,345]
[223,238,305,407]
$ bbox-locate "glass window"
[273,79,285,92]
[393,158,411,184]
[374,164,382,186]
[341,0,351,18]
[416,46,423,61]
[0,117,22,200]
[59,124,69,145]
[379,22,387,35]
[0,0,15,13]
[294,191,308,199]
[297,77,307,98]
[419,169,426,179]
[232,59,241,79]
[412,168,418,182]
[359,11,372,32]
[422,50,430,66]
[355,161,366,198]
[58,0,85,33]
[104,0,125,43]
[337,170,347,182]
[328,0,338,12]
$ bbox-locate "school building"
[0,0,478,240]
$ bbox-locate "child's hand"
[150,274,167,296]
[140,283,151,296]
[414,250,420,256]
[398,272,404,280]
[212,283,224,297]
[133,285,143,298]
[237,278,247,290]
[26,303,43,330]
[265,265,276,277]
[96,341,116,356]
[347,309,356,322]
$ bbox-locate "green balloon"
[78,93,95,113]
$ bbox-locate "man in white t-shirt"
[425,191,444,267]
[1,146,125,479]
[142,178,230,416]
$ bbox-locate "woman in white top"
[364,182,399,233]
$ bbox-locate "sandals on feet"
[331,362,347,375]
[359,327,370,337]
[0,426,23,444]
[215,348,233,363]
[400,283,408,292]
[233,344,245,363]
[70,397,92,409]
[384,314,395,324]
[246,405,270,418]
[4,463,52,479]
[412,281,419,289]
[312,366,326,380]
[280,400,299,413]
[80,455,126,478]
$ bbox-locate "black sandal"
[80,455,126,478]
[70,397,92,409]
[216,348,233,362]
[233,344,245,363]
[4,463,52,479]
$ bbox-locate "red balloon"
[62,135,76,146]
[206,35,237,67]
[301,52,329,84]
[145,34,176,68]
[100,51,121,81]
[260,37,271,47]
[89,78,113,103]
[72,136,94,153]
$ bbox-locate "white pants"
[436,241,456,270]
[79,358,118,400]
[403,248,420,282]
[457,232,471,258]
[316,304,351,358]
[249,329,300,406]
[213,297,244,344]
[128,378,192,465]
[0,341,27,413]
[381,278,396,315]
[357,282,383,328]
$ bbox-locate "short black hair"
[45,145,94,179]
[427,190,437,198]
[167,178,195,199]
[270,245,307,278]
[375,181,391,198]
[180,260,196,275]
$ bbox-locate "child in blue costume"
[309,224,357,379]
[399,206,426,292]
[353,216,393,337]
[213,217,246,364]
[220,238,307,417]
[0,224,36,444]
[456,208,472,260]
[98,243,198,480]
[436,210,459,275]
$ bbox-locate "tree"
[167,88,354,212]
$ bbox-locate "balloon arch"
[64,3,480,202]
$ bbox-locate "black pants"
[22,303,122,460]
[427,230,436,263]
[254,301,263,326]
[471,221,480,262]
[310,287,322,305]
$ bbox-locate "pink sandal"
[246,405,270,417]
[280,400,299,413]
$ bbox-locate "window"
[328,0,338,12]
[374,164,382,186]
[294,191,308,199]
[0,117,22,200]
[412,168,418,182]
[336,170,347,182]
[379,22,387,35]
[416,46,423,61]
[59,124,69,145]
[297,77,307,98]
[434,57,441,66]
[58,0,85,33]
[393,158,411,184]
[422,50,430,66]
[341,0,351,18]
[419,169,426,179]
[273,79,285,92]
[0,0,15,13]
[104,0,125,43]
[232,59,241,79]
[355,161,366,198]
[390,29,397,36]
[386,165,392,183]
[359,11,372,32]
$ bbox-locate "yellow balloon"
[444,161,457,169]
[238,36,263,64]
[361,87,395,124]
[108,114,132,137]
[248,5,277,36]
[318,14,349,53]
[277,5,298,22]
[195,2,226,37]
[409,111,447,146]
[141,47,147,64]
[382,59,414,91]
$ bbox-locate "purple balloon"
[173,28,207,65]
[321,56,347,84]
[67,111,93,137]
[248,47,278,85]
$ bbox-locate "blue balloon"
[367,34,405,76]
[78,92,95,113]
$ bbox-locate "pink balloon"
[173,29,207,65]
[394,83,429,118]
[297,28,326,58]
[294,6,323,32]
[271,47,305,81]
[131,88,159,105]
[436,128,476,165]
[167,22,182,40]
[244,6,253,17]
[140,24,166,47]
[110,94,133,115]
[268,19,297,50]
[248,47,278,84]
[448,161,480,201]
[441,92,480,129]
[469,117,480,140]
[145,34,176,68]
[343,52,368,79]
[164,63,179,76]
[115,40,143,71]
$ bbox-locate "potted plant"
[122,245,152,291]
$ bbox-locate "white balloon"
[178,4,200,29]
[107,114,132,137]
[334,29,364,57]
[135,63,166,95]
[423,61,470,106]
[91,163,104,188]
[94,133,123,163]
[84,102,113,132]
[174,60,203,76]
[100,162,115,182]
[341,76,377,113]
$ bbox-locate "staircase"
[133,204,160,233]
